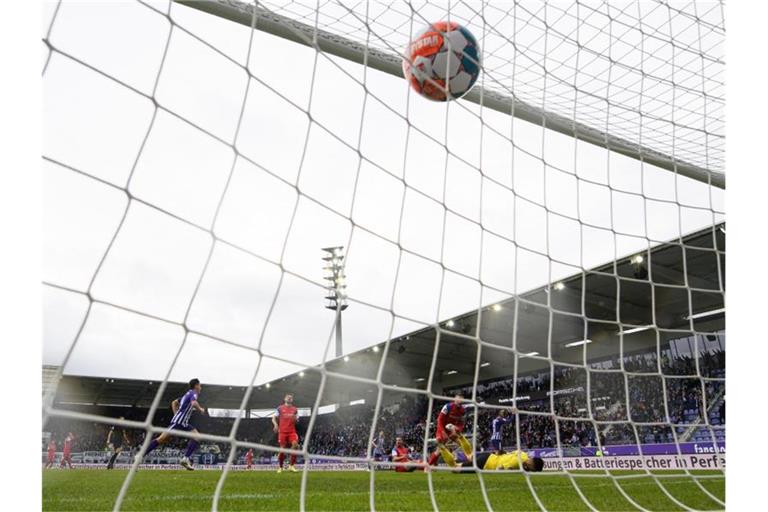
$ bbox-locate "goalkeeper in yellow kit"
[442,448,545,472]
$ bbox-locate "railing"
[679,387,726,443]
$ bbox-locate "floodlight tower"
[322,246,348,358]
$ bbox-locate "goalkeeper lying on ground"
[441,447,545,472]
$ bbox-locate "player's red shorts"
[278,431,299,446]
[47,452,55,463]
[436,422,464,443]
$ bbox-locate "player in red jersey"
[427,395,473,467]
[60,432,75,469]
[245,448,254,469]
[272,393,299,473]
[45,438,57,468]
[391,437,426,472]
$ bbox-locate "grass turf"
[42,468,724,511]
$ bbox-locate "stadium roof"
[48,223,724,412]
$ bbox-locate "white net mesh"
[42,0,725,510]
[242,0,725,174]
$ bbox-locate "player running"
[106,418,130,469]
[443,448,544,472]
[137,378,206,471]
[272,393,299,473]
[245,448,254,469]
[45,438,56,469]
[60,432,75,469]
[427,394,473,467]
[489,408,516,453]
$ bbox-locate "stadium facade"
[45,223,724,418]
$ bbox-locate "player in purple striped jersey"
[489,408,516,454]
[137,378,206,470]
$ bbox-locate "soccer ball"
[445,423,456,433]
[402,21,481,101]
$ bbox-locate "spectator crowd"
[44,346,724,463]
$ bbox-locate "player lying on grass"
[105,418,130,469]
[442,447,545,472]
[137,378,205,471]
[427,394,473,467]
[391,437,427,472]
[273,393,299,473]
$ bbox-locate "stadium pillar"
[335,314,343,359]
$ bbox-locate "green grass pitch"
[42,469,724,511]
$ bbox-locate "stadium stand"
[43,224,724,466]
[43,342,724,467]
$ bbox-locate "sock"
[457,435,472,457]
[438,446,457,467]
[107,452,119,468]
[278,452,285,467]
[184,440,199,458]
[145,439,159,455]
[427,450,440,466]
[290,454,297,466]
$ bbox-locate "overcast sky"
[42,0,724,387]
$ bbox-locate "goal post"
[177,0,724,189]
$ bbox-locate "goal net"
[42,0,725,510]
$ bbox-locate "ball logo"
[409,34,442,57]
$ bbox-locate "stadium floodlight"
[480,362,491,367]
[322,246,348,358]
[565,339,593,348]
[446,320,455,328]
[623,325,653,335]
[343,355,350,362]
[445,370,458,375]
[491,304,502,312]
[631,254,649,279]
[299,371,305,377]
[686,308,726,320]
[371,346,379,353]
[553,282,565,291]
[415,377,426,382]
[521,352,540,357]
